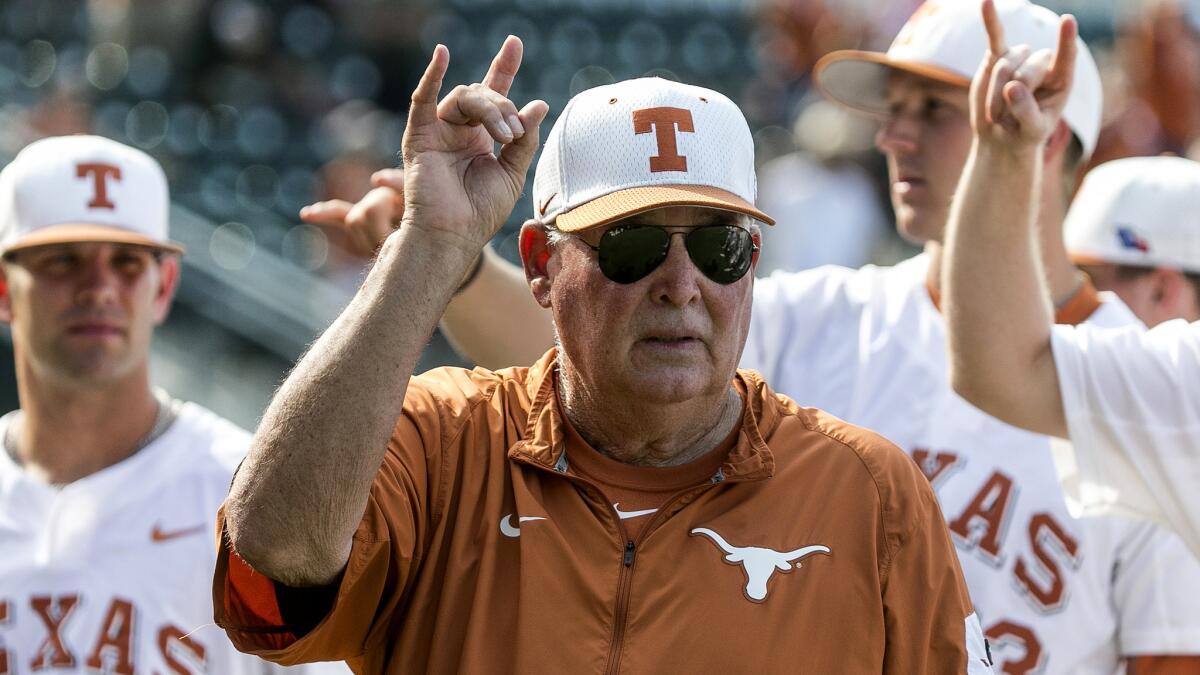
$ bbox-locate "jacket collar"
[508,349,776,482]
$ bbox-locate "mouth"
[66,323,124,337]
[638,335,703,350]
[893,175,925,196]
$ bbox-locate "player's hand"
[300,169,406,258]
[400,37,549,254]
[970,0,1076,151]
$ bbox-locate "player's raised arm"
[225,38,549,586]
[943,0,1076,437]
[302,168,556,369]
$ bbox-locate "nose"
[875,112,918,157]
[649,232,702,307]
[74,256,120,307]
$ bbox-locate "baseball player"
[1064,156,1200,328]
[0,135,349,674]
[945,2,1200,567]
[303,1,1200,672]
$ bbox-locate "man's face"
[0,242,177,386]
[547,206,757,406]
[875,72,974,244]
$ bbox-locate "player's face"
[0,242,178,386]
[875,72,973,244]
[549,206,757,406]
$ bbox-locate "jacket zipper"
[514,451,739,675]
[600,482,723,675]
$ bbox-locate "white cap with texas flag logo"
[531,77,775,233]
[813,0,1102,158]
[0,134,184,257]
[1066,156,1200,274]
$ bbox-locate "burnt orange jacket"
[214,350,986,674]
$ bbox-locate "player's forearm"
[944,139,1062,432]
[227,222,478,586]
[440,245,555,368]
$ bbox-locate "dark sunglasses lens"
[687,226,754,284]
[598,227,670,284]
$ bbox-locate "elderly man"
[944,2,1200,563]
[305,2,1200,672]
[217,38,988,674]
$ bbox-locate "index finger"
[409,44,449,127]
[982,0,1007,57]
[481,35,523,97]
[1046,15,1077,90]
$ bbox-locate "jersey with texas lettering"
[744,253,1200,675]
[0,400,350,675]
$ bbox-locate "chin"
[893,208,942,245]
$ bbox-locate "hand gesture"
[971,0,1076,150]
[301,169,406,258]
[400,37,549,253]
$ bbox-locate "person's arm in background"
[302,168,556,370]
[943,0,1073,438]
[225,37,549,587]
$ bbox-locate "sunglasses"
[576,224,758,285]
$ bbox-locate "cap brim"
[814,50,971,116]
[2,224,186,256]
[1068,251,1110,267]
[554,185,775,233]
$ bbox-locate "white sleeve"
[1111,519,1200,655]
[1050,319,1200,557]
[744,266,866,416]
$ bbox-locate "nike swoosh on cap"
[499,514,547,539]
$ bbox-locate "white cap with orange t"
[1066,156,1200,274]
[0,134,184,257]
[814,0,1103,158]
[531,77,774,233]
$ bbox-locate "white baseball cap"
[0,135,184,257]
[532,77,774,233]
[814,0,1102,158]
[1066,156,1200,274]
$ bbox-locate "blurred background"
[0,0,1187,429]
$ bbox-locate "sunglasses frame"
[573,223,759,285]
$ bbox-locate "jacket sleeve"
[880,458,994,675]
[213,375,458,665]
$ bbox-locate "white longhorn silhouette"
[691,527,831,602]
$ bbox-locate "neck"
[558,370,742,468]
[12,363,160,485]
[926,180,1078,305]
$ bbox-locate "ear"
[519,220,554,309]
[152,254,181,324]
[0,264,12,325]
[1042,120,1073,165]
[751,230,762,270]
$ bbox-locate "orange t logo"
[76,163,122,209]
[632,107,694,173]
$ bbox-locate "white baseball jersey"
[744,254,1200,674]
[0,400,351,674]
[1051,318,1200,559]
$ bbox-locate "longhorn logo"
[691,527,830,602]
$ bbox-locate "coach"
[215,38,989,674]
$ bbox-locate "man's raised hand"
[399,37,549,254]
[970,0,1076,149]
